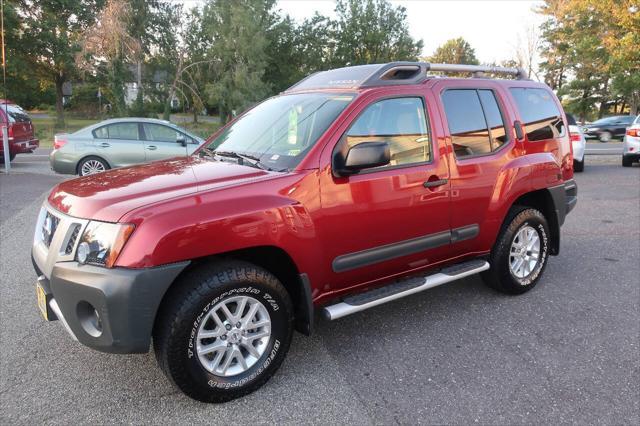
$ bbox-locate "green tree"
[428,37,479,65]
[332,0,423,66]
[202,0,276,123]
[12,0,104,125]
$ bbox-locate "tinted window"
[94,123,139,140]
[2,104,30,123]
[510,88,565,141]
[346,97,431,167]
[143,123,181,142]
[478,90,508,150]
[442,90,492,157]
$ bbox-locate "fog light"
[77,301,103,337]
[77,242,90,264]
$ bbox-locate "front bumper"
[33,259,188,353]
[31,203,189,353]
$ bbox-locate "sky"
[278,0,546,65]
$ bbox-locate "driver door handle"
[146,145,157,150]
[423,178,448,188]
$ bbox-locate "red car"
[0,100,39,161]
[31,62,577,402]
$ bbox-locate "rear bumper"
[14,138,40,153]
[32,256,189,354]
[49,149,78,174]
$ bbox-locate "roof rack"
[285,62,529,92]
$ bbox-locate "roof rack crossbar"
[426,63,528,80]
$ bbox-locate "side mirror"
[336,141,390,176]
[176,136,187,147]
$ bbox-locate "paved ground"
[0,155,638,424]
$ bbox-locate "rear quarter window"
[510,88,565,141]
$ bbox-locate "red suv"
[31,63,577,402]
[0,101,39,161]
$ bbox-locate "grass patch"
[33,117,101,148]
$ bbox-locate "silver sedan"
[50,118,205,176]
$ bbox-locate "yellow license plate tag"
[36,284,49,321]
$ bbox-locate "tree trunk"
[193,107,198,124]
[55,77,65,127]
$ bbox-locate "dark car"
[32,62,576,403]
[582,115,637,142]
[0,100,40,161]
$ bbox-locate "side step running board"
[323,259,490,320]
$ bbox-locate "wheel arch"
[509,188,560,255]
[157,245,314,337]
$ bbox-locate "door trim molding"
[332,224,479,273]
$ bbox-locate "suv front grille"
[42,211,60,248]
[65,224,81,254]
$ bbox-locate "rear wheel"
[78,156,109,176]
[622,155,633,167]
[153,261,294,403]
[482,207,550,294]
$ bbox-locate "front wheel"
[482,207,550,295]
[153,261,294,403]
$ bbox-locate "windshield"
[203,93,354,170]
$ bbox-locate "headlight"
[76,221,135,268]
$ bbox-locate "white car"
[567,114,586,172]
[622,115,640,167]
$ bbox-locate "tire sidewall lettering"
[512,220,548,286]
[186,284,284,390]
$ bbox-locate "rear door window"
[441,89,509,158]
[509,88,565,141]
[94,123,139,140]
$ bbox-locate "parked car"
[566,113,586,172]
[32,62,577,403]
[622,114,640,167]
[50,118,205,176]
[0,100,39,162]
[582,115,637,142]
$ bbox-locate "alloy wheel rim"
[196,295,271,377]
[509,225,541,280]
[81,160,106,176]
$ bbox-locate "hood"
[48,156,272,222]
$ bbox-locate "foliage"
[427,37,480,65]
[537,0,640,119]
[9,0,105,125]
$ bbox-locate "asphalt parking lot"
[1,151,638,424]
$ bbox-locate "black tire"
[622,155,633,167]
[573,158,584,172]
[482,207,550,295]
[153,260,294,403]
[77,156,110,176]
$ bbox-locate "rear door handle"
[99,142,111,148]
[423,178,448,188]
[146,145,157,150]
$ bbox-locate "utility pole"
[1,0,11,173]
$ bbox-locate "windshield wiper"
[213,150,271,170]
